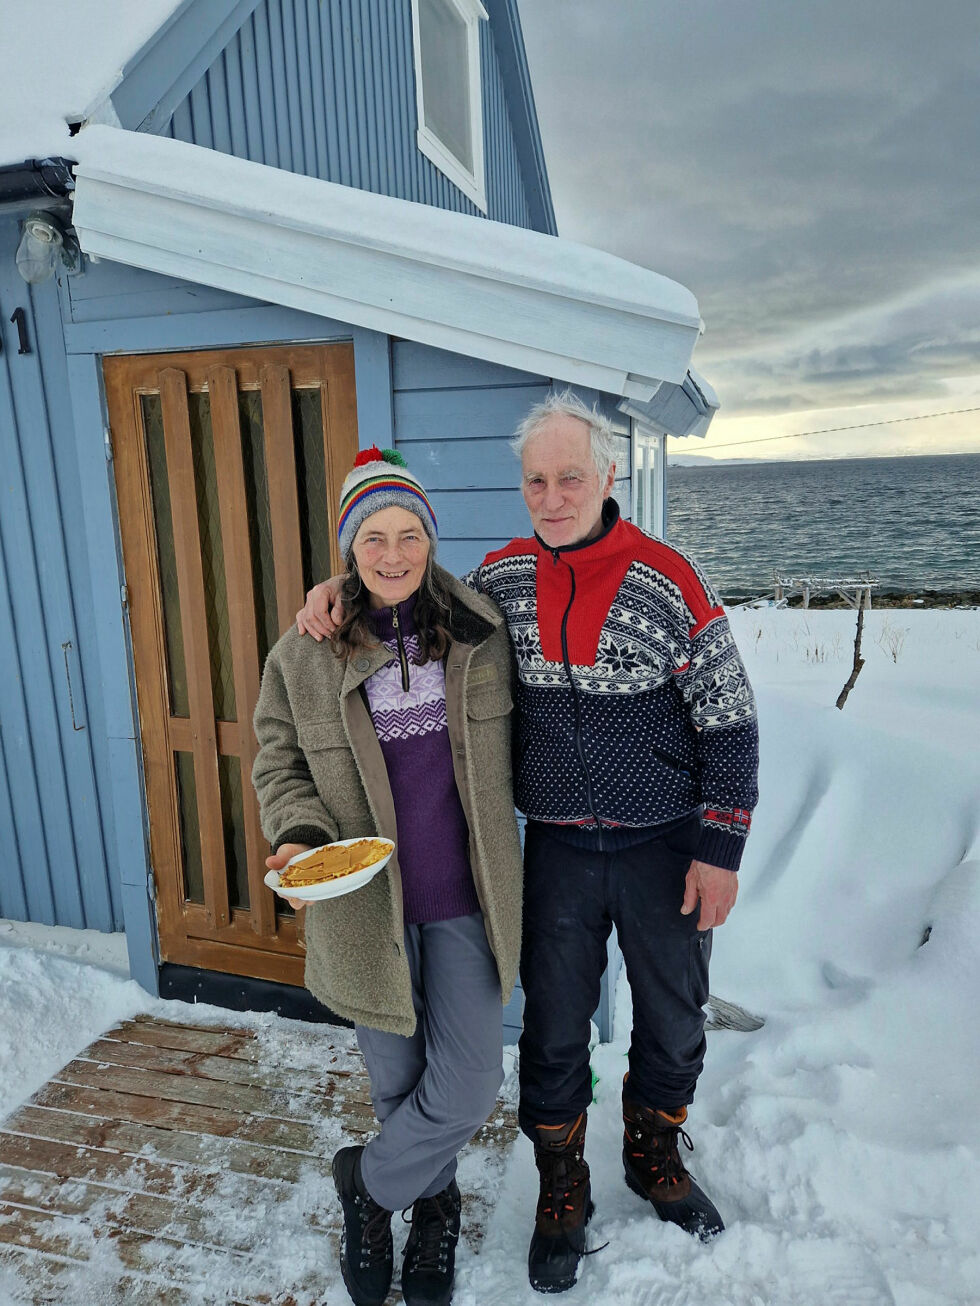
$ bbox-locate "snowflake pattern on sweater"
[363,633,449,742]
[361,602,479,923]
[465,502,759,871]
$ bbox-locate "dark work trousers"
[518,816,711,1138]
[356,911,504,1212]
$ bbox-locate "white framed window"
[632,423,667,538]
[410,0,488,212]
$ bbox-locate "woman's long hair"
[330,553,454,664]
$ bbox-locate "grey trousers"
[356,911,504,1212]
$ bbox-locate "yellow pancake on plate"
[264,837,395,902]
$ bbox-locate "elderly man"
[298,392,759,1294]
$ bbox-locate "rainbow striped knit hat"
[337,446,438,560]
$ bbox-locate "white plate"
[264,837,394,902]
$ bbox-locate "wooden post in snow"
[836,589,869,710]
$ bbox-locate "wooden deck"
[0,1014,519,1304]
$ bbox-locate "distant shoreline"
[669,450,980,469]
[722,589,980,609]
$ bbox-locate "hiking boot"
[622,1095,724,1240]
[400,1179,461,1306]
[331,1145,394,1306]
[528,1113,594,1293]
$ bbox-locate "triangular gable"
[3,0,553,238]
[110,0,266,136]
[484,0,555,234]
[151,0,553,233]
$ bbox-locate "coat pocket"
[465,688,514,805]
[466,688,514,720]
[296,719,349,750]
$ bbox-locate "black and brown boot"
[400,1179,461,1306]
[622,1095,724,1241]
[528,1113,594,1294]
[332,1145,394,1306]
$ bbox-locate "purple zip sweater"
[363,596,479,925]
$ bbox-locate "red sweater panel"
[480,519,725,666]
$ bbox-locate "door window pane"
[187,393,237,722]
[143,394,189,717]
[292,387,332,597]
[239,389,280,666]
[219,754,248,910]
[175,750,203,904]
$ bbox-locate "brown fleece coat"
[252,568,522,1036]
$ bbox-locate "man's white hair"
[510,390,618,481]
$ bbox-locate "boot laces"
[537,1146,587,1221]
[402,1191,457,1272]
[355,1193,392,1269]
[628,1114,694,1187]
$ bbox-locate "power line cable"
[679,404,980,453]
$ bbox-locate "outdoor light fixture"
[15,211,77,284]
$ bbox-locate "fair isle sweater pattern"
[364,632,449,742]
[362,605,479,923]
[465,504,760,872]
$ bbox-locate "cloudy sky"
[517,0,980,459]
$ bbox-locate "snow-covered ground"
[1,609,978,1305]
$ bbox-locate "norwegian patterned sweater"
[465,500,759,872]
[363,598,480,924]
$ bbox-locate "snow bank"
[0,933,152,1114]
[1,610,977,1303]
[467,609,980,1306]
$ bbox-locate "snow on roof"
[72,125,703,399]
[0,0,185,167]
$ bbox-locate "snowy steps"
[0,1013,519,1303]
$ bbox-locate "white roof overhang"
[618,367,720,440]
[71,126,708,405]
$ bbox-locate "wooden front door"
[104,345,358,982]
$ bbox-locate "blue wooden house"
[0,0,717,1040]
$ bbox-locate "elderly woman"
[252,448,522,1306]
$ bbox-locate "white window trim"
[410,0,488,212]
[631,421,667,538]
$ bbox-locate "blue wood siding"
[65,256,263,326]
[391,342,632,574]
[0,220,120,932]
[392,342,548,575]
[162,0,535,228]
[482,12,534,229]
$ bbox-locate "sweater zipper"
[391,605,410,691]
[553,549,602,842]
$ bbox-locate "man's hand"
[681,860,738,930]
[296,576,346,641]
[266,842,313,912]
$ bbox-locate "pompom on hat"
[337,446,438,560]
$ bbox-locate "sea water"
[666,452,980,598]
